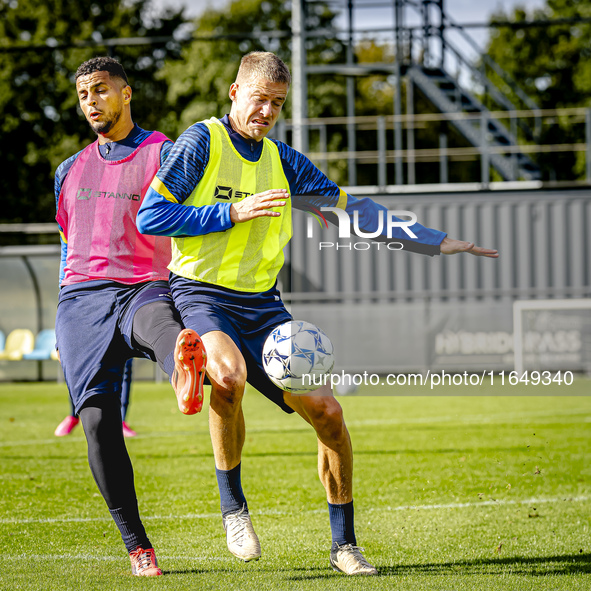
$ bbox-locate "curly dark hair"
[75,56,128,85]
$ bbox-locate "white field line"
[0,430,201,448]
[365,494,591,512]
[0,553,229,562]
[1,494,589,526]
[1,407,590,448]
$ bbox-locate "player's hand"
[229,189,289,223]
[440,237,499,258]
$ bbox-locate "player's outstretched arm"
[230,189,289,223]
[440,237,499,258]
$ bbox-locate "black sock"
[328,500,356,546]
[109,500,151,553]
[216,463,248,516]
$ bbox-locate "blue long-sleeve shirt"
[136,115,445,254]
[55,124,173,285]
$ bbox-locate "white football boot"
[223,506,261,562]
[330,543,378,575]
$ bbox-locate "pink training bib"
[57,132,171,285]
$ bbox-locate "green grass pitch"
[0,378,590,590]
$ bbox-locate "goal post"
[513,298,591,375]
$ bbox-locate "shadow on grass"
[374,553,591,578]
[282,553,591,581]
[163,565,338,580]
[104,553,591,580]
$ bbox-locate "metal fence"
[272,108,591,187]
[0,187,589,378]
[287,188,591,373]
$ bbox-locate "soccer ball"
[262,320,335,393]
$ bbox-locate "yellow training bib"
[168,118,292,292]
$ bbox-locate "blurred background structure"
[0,0,589,379]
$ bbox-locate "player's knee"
[210,386,244,415]
[306,397,346,440]
[79,410,100,439]
[209,362,247,405]
[79,399,120,440]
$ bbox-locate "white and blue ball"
[262,320,335,393]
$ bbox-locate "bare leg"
[202,331,247,470]
[283,387,377,574]
[283,385,353,504]
[203,331,261,561]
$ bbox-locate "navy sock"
[109,500,151,553]
[164,350,175,379]
[328,500,356,546]
[216,463,248,516]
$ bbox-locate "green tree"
[159,0,355,181]
[485,0,591,180]
[161,2,480,187]
[0,0,187,224]
[159,0,347,135]
[351,40,482,185]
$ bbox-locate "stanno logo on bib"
[75,187,140,201]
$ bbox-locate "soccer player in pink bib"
[54,57,206,576]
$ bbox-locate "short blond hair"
[235,52,291,86]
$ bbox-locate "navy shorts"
[56,280,172,413]
[169,274,294,413]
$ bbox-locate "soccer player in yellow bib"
[137,51,498,575]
